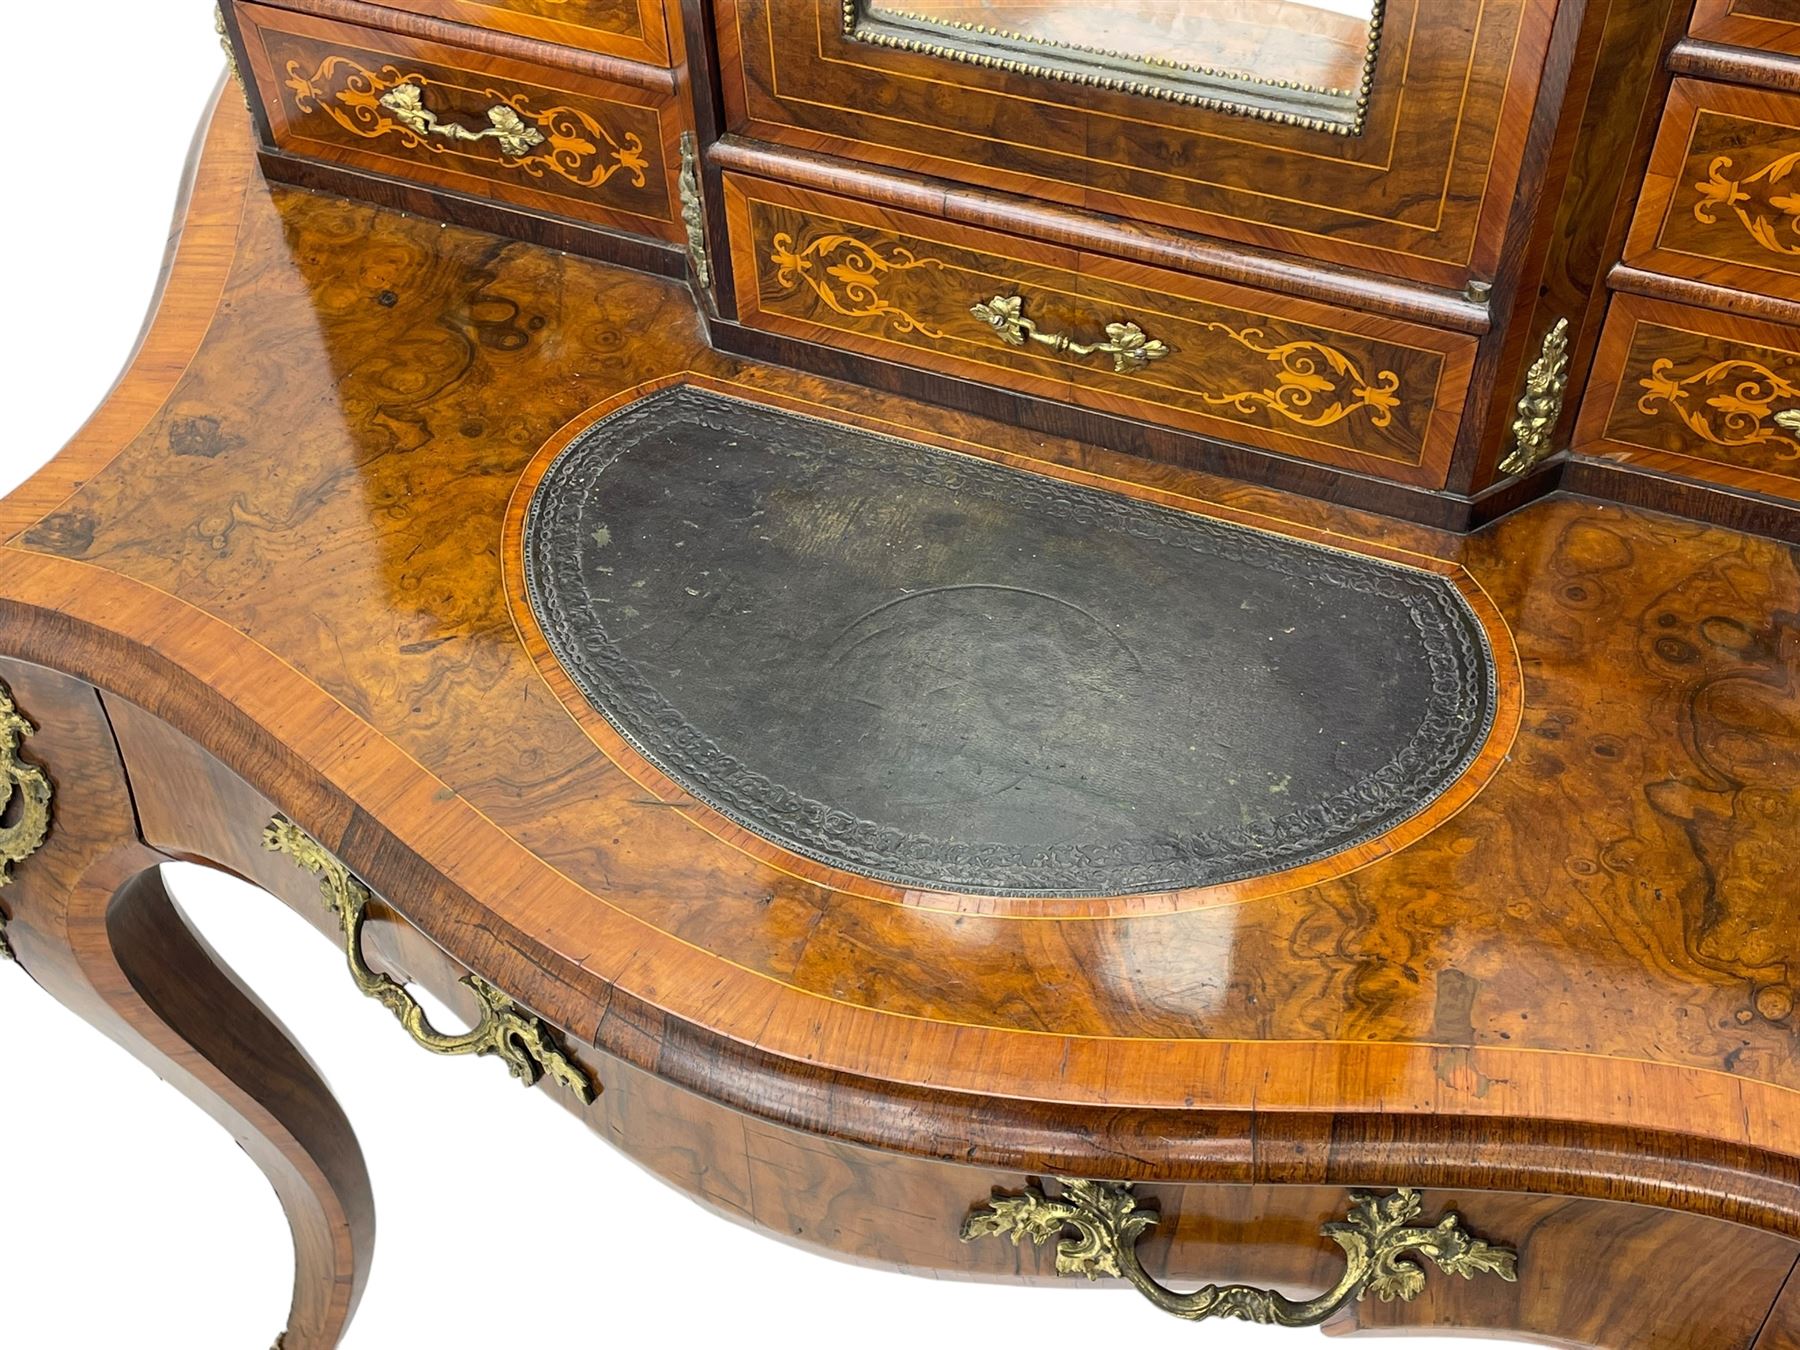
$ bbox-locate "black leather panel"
[524,386,1496,897]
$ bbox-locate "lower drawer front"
[236,3,683,244]
[1574,291,1800,501]
[723,177,1475,488]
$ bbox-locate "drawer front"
[1625,79,1800,301]
[713,0,1552,289]
[1574,291,1800,500]
[358,0,672,66]
[1690,0,1800,57]
[723,176,1475,487]
[237,4,682,243]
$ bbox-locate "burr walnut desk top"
[0,94,1796,1349]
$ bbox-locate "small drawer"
[722,176,1475,488]
[1573,291,1800,501]
[236,3,684,245]
[356,0,672,67]
[1624,79,1800,301]
[1690,0,1800,58]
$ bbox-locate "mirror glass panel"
[849,0,1382,135]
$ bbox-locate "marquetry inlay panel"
[1576,291,1800,501]
[1626,79,1800,302]
[723,175,1475,487]
[235,3,683,241]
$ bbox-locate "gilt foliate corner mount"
[264,816,598,1102]
[679,132,712,291]
[961,1179,1517,1326]
[0,680,54,962]
[213,4,246,99]
[1499,317,1571,475]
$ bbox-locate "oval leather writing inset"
[523,386,1497,897]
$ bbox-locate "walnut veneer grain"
[4,85,1799,1350]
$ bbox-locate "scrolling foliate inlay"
[264,816,598,1103]
[283,55,650,191]
[1637,355,1800,451]
[961,1181,1516,1327]
[0,681,53,962]
[765,226,1404,433]
[1197,322,1401,430]
[768,229,949,337]
[1693,150,1800,257]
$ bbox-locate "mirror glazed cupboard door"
[713,0,1559,289]
[852,0,1382,130]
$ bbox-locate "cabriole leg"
[0,657,374,1350]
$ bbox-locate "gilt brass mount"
[972,295,1171,374]
[1499,317,1571,476]
[679,133,712,291]
[0,680,54,962]
[961,1180,1516,1326]
[377,83,547,158]
[264,816,598,1102]
[213,4,244,95]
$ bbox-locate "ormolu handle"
[961,1180,1515,1326]
[377,83,546,158]
[0,679,53,962]
[1775,409,1800,435]
[264,816,597,1103]
[972,294,1171,374]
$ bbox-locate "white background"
[0,6,1506,1348]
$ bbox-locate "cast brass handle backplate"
[961,1179,1516,1326]
[377,83,547,158]
[0,678,53,962]
[265,816,597,1103]
[972,294,1171,373]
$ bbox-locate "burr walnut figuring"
[3,1,1799,1345]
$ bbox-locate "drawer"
[236,3,684,245]
[355,0,672,67]
[1690,0,1800,58]
[722,176,1475,487]
[1573,291,1800,501]
[712,0,1552,289]
[1624,79,1800,301]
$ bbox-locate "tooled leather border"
[523,385,1497,897]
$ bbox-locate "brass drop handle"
[961,1180,1516,1326]
[377,83,546,158]
[972,294,1172,374]
[0,680,53,962]
[265,816,598,1103]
